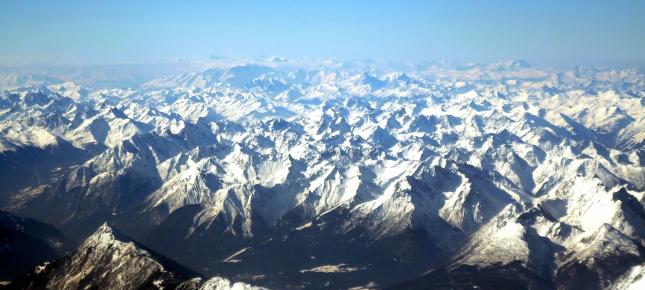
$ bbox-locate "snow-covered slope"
[1,60,643,289]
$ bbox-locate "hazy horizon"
[1,0,644,67]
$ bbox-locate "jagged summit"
[1,61,643,289]
[6,223,264,290]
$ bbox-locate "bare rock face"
[6,223,263,290]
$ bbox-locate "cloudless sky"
[1,0,644,66]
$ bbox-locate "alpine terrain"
[0,59,643,289]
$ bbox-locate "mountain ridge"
[0,61,643,289]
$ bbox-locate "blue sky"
[1,0,644,66]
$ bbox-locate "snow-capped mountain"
[0,60,643,289]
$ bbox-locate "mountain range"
[0,59,643,289]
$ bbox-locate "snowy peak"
[83,222,133,246]
[566,223,642,265]
[555,223,644,290]
[1,61,644,289]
